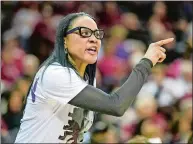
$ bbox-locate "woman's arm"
[69,38,174,116]
[69,58,152,116]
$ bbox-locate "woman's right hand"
[143,38,174,66]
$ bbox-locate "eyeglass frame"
[65,26,104,40]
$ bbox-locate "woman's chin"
[85,57,97,64]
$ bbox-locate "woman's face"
[65,16,101,65]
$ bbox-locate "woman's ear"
[64,37,67,48]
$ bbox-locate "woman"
[15,12,173,143]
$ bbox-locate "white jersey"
[15,63,94,143]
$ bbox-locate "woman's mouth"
[86,47,97,55]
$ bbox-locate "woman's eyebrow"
[77,26,99,31]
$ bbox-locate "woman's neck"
[68,55,87,78]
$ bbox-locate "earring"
[64,48,68,54]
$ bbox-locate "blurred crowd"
[1,1,192,143]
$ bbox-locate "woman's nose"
[88,34,97,43]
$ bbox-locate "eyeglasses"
[66,26,104,40]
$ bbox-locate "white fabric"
[15,63,94,143]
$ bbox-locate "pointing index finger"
[155,38,174,46]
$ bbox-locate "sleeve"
[42,65,88,105]
[69,58,153,116]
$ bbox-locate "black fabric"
[69,58,152,116]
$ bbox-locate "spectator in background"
[132,96,169,142]
[12,1,41,51]
[119,94,158,141]
[163,31,183,64]
[149,1,172,31]
[138,64,175,107]
[121,12,150,47]
[77,2,96,19]
[89,121,118,143]
[2,89,23,130]
[174,18,192,60]
[22,54,40,78]
[176,59,192,95]
[1,29,26,88]
[29,2,55,64]
[126,39,146,68]
[139,114,168,142]
[98,2,121,28]
[135,95,158,120]
[53,1,79,16]
[171,94,192,143]
[2,89,24,143]
[13,76,32,99]
[174,18,189,43]
[164,59,192,102]
[98,24,129,92]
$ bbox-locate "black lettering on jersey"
[58,108,87,143]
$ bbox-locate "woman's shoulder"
[38,62,86,89]
[38,62,81,82]
[40,62,75,75]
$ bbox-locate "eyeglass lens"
[80,27,104,39]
